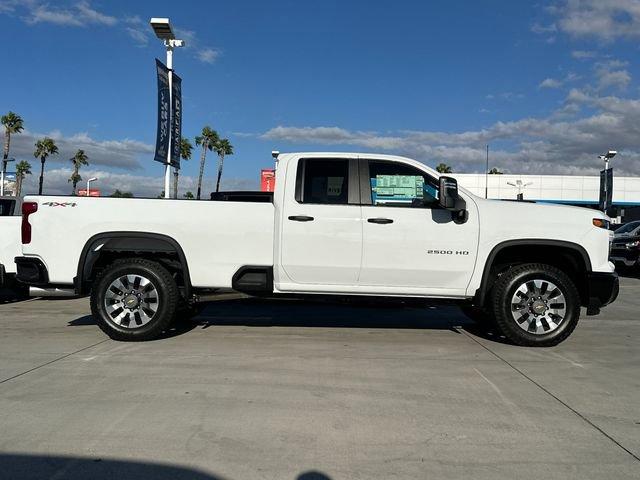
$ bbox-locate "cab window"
[298,158,350,205]
[368,161,438,207]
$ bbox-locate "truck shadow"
[70,297,508,343]
[0,453,333,480]
[0,287,30,304]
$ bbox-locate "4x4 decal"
[42,202,77,208]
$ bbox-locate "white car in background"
[0,196,23,291]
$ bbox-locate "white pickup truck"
[0,196,22,290]
[15,152,618,346]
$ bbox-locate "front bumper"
[585,271,619,315]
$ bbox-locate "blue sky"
[1,0,640,196]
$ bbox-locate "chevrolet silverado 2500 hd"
[15,152,618,346]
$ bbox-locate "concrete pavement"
[0,277,638,479]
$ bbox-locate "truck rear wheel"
[490,263,580,347]
[90,258,179,341]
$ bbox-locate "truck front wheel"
[90,258,179,341]
[490,263,580,347]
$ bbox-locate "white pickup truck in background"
[15,152,618,346]
[0,196,22,291]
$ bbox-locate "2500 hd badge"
[427,249,470,255]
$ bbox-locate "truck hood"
[470,197,605,242]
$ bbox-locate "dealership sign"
[78,189,101,197]
[261,169,276,192]
[170,72,182,168]
[599,168,613,212]
[154,59,171,164]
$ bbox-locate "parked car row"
[610,220,640,271]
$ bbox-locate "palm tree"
[33,137,59,195]
[436,163,453,174]
[68,149,89,195]
[14,160,32,198]
[1,111,24,162]
[1,112,24,193]
[173,138,193,198]
[214,138,234,193]
[194,126,219,200]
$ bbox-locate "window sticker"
[372,175,424,204]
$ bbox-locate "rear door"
[279,157,363,287]
[359,158,478,296]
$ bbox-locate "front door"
[359,159,478,296]
[279,157,362,287]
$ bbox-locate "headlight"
[626,240,640,249]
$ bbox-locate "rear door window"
[300,159,350,205]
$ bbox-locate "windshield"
[615,221,640,234]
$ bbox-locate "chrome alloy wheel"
[104,274,159,329]
[510,279,567,335]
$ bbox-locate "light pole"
[507,180,533,201]
[86,177,98,196]
[149,18,185,199]
[0,158,15,196]
[484,144,489,199]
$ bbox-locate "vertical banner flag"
[170,72,182,168]
[599,168,614,211]
[154,59,171,164]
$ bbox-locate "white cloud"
[595,60,631,90]
[485,92,524,101]
[531,22,557,34]
[547,0,640,41]
[259,90,640,176]
[26,1,116,27]
[540,78,563,89]
[124,15,148,46]
[597,69,631,90]
[539,72,581,89]
[197,48,220,64]
[571,49,596,59]
[3,129,151,170]
[175,27,221,64]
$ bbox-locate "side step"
[232,266,273,294]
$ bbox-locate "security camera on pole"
[150,18,184,199]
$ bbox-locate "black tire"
[90,258,179,341]
[491,263,580,347]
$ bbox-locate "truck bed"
[22,196,275,288]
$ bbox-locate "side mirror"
[439,176,459,210]
[438,176,468,224]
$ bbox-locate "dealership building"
[451,173,640,222]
